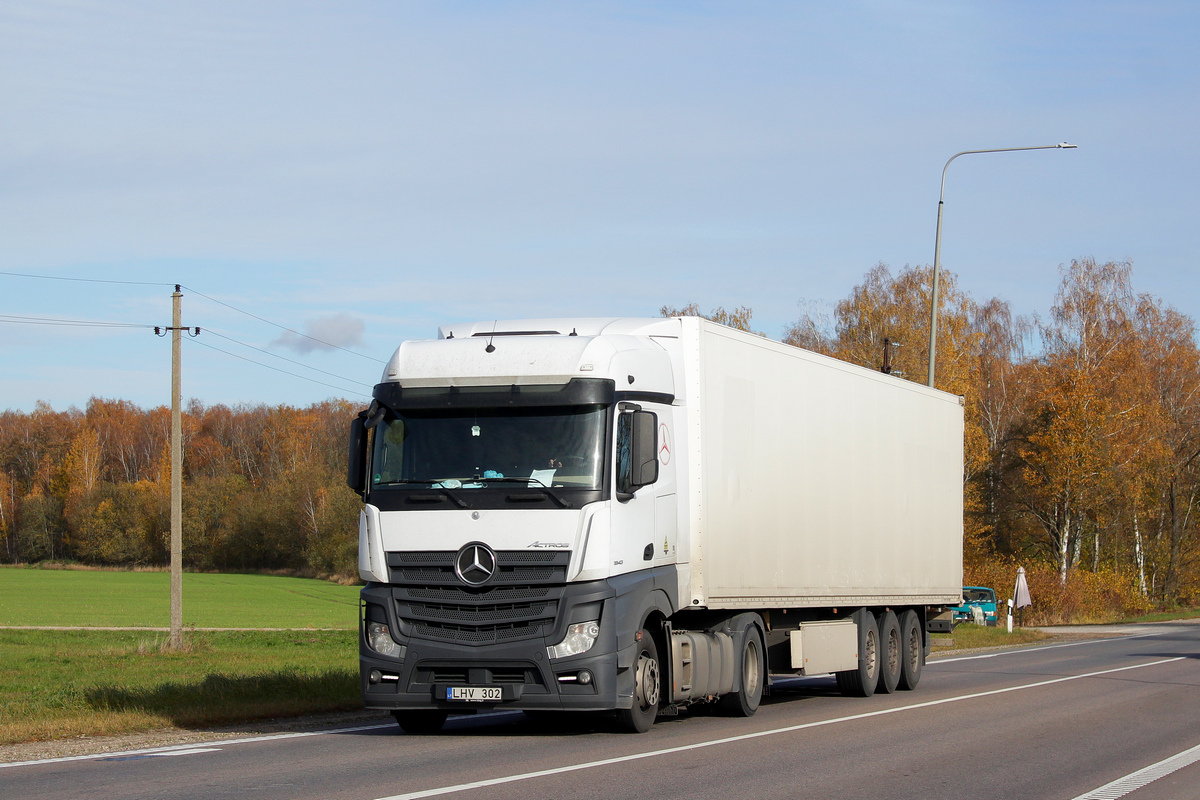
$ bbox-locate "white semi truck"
[347,317,963,733]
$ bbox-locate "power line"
[203,328,374,389]
[0,313,154,329]
[0,270,175,287]
[185,337,371,398]
[2,269,387,363]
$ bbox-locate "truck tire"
[835,611,879,697]
[875,610,901,694]
[617,629,661,733]
[392,709,448,734]
[897,609,924,690]
[719,624,765,717]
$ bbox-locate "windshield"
[371,404,606,491]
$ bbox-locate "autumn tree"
[968,298,1036,560]
[0,397,363,578]
[971,257,1200,602]
[1131,296,1200,600]
[660,303,758,334]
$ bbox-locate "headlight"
[367,620,406,659]
[547,621,601,660]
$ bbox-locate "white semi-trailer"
[348,317,963,733]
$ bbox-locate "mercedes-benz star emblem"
[454,543,497,586]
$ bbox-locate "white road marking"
[1069,741,1200,799]
[100,748,223,761]
[0,710,529,770]
[372,657,1186,800]
[0,724,394,769]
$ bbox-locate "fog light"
[367,621,406,659]
[369,669,382,684]
[577,670,593,685]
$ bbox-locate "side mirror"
[347,414,368,494]
[617,407,659,496]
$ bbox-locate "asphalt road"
[4,622,1199,800]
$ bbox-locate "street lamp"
[926,142,1077,388]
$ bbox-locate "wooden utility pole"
[155,286,196,650]
[169,286,183,650]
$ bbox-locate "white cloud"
[271,312,365,355]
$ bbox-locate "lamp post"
[926,143,1077,388]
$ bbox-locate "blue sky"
[2,1,1197,412]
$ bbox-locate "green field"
[0,568,363,744]
[0,566,359,629]
[0,629,359,745]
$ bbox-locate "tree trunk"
[1165,480,1181,600]
[1059,512,1071,586]
[1072,523,1082,572]
[1133,511,1147,597]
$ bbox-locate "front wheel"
[617,629,661,733]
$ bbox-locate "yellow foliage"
[660,303,759,334]
[966,558,1153,625]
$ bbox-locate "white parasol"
[1014,566,1032,608]
[1012,566,1032,628]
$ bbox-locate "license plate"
[446,686,502,702]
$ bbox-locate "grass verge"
[931,624,1051,650]
[0,629,359,745]
[0,566,358,628]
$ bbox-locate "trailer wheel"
[835,611,879,697]
[897,609,924,690]
[720,624,765,717]
[875,610,901,694]
[617,629,661,733]
[392,709,448,734]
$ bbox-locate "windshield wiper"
[478,476,573,508]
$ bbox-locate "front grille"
[411,602,553,624]
[411,620,550,643]
[387,550,569,585]
[407,585,551,602]
[388,549,570,646]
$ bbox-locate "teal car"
[952,586,999,626]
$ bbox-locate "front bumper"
[360,580,627,713]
